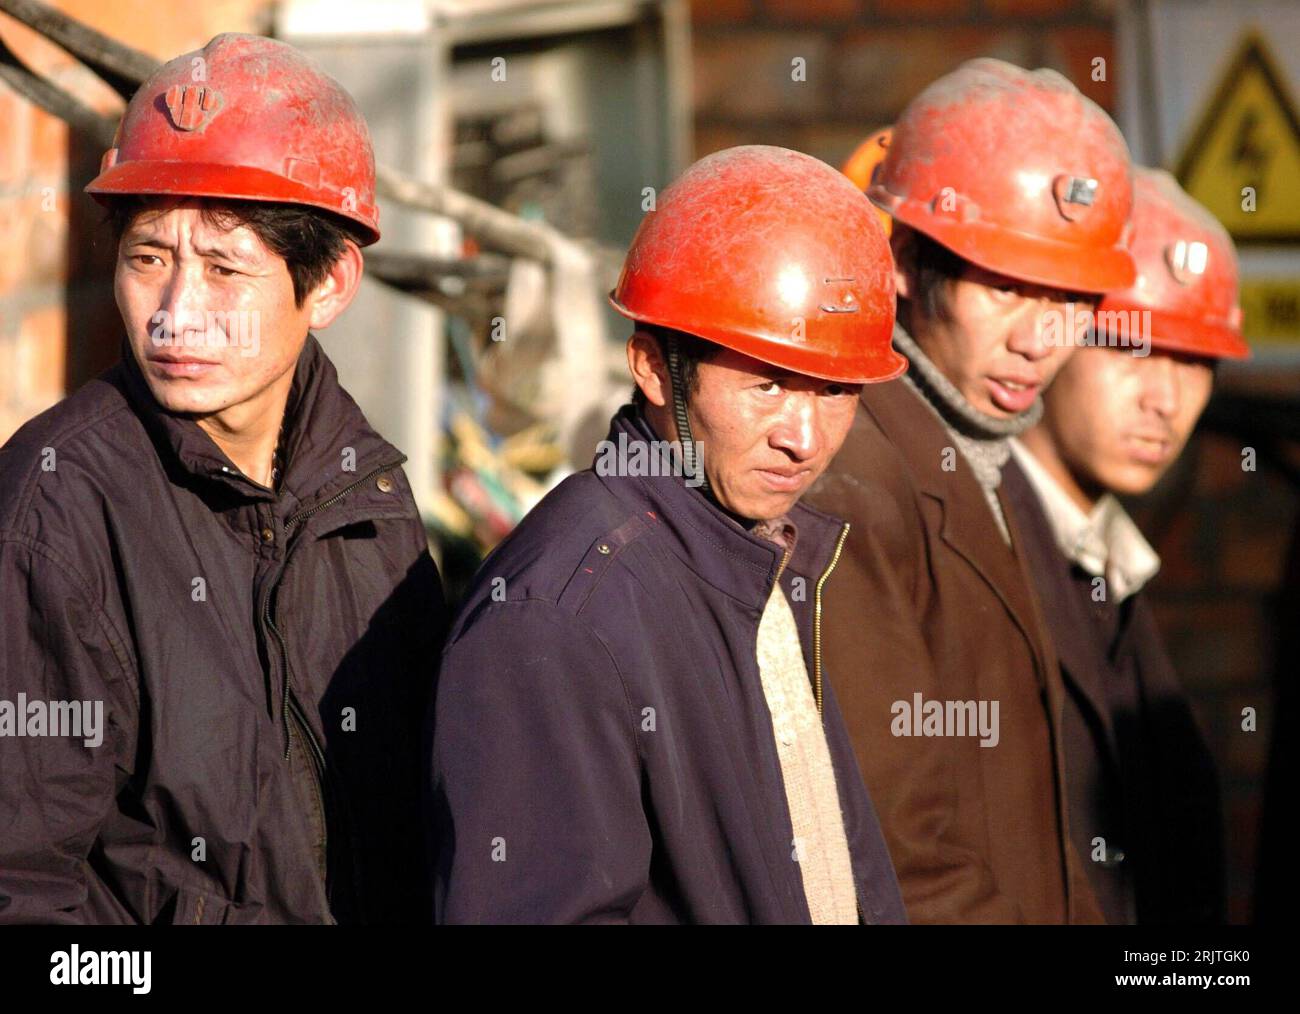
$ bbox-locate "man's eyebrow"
[193,241,257,263]
[121,231,171,248]
[120,233,256,263]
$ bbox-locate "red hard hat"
[841,127,894,238]
[85,33,379,245]
[870,59,1135,293]
[610,145,904,385]
[1099,168,1249,360]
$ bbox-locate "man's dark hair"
[106,196,365,307]
[631,324,721,411]
[892,224,968,325]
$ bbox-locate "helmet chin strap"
[665,334,712,498]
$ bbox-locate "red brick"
[833,26,1034,121]
[1219,509,1293,590]
[28,108,71,179]
[872,0,971,14]
[1146,509,1203,591]
[1154,599,1266,690]
[1194,432,1250,496]
[983,0,1078,15]
[0,197,37,294]
[690,0,755,24]
[16,304,67,402]
[693,31,832,120]
[785,122,887,168]
[28,188,70,286]
[764,0,861,21]
[0,188,69,293]
[691,124,751,160]
[0,92,30,189]
[1043,25,1116,111]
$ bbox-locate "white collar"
[1009,438,1161,603]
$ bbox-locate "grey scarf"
[892,324,1042,543]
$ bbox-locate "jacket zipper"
[813,522,866,923]
[813,522,850,717]
[262,457,406,901]
[775,525,865,924]
[273,457,406,761]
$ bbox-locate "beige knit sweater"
[753,525,858,925]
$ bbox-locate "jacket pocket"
[168,885,232,925]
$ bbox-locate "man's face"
[687,348,863,522]
[115,200,313,421]
[1036,345,1214,497]
[910,263,1087,418]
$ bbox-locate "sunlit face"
[909,263,1088,418]
[683,348,863,521]
[115,199,313,421]
[1034,345,1214,497]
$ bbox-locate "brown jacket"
[805,378,1103,923]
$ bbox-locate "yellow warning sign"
[1241,279,1300,343]
[1175,32,1300,244]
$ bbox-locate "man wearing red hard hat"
[0,34,445,923]
[1005,168,1247,924]
[808,59,1137,923]
[428,145,907,923]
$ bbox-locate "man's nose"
[155,260,210,340]
[770,396,818,461]
[1010,295,1084,362]
[1139,355,1180,418]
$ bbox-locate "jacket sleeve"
[812,468,1025,924]
[0,535,136,924]
[428,597,651,924]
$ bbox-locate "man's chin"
[725,491,800,526]
[145,379,233,417]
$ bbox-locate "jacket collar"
[593,406,847,612]
[118,333,405,512]
[860,378,1056,686]
[1009,439,1160,603]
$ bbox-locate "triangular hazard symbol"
[1175,32,1300,244]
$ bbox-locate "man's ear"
[627,330,671,408]
[890,226,915,301]
[306,239,364,330]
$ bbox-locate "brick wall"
[0,0,272,445]
[691,0,1116,166]
[1134,421,1296,923]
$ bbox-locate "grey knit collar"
[892,323,1043,544]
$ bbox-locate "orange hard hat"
[1099,168,1248,360]
[870,59,1135,293]
[841,127,893,237]
[610,145,904,385]
[86,33,379,245]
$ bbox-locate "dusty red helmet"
[86,33,379,244]
[1100,168,1248,360]
[610,145,904,385]
[871,59,1135,293]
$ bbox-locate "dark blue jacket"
[428,406,905,924]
